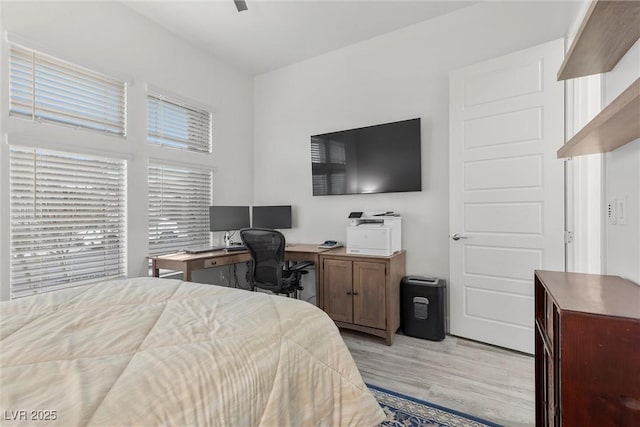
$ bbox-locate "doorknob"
[451,233,468,241]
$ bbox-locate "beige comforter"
[0,277,384,426]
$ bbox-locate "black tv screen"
[310,118,421,195]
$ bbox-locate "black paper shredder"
[401,276,446,341]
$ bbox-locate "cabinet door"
[353,261,386,330]
[323,259,353,323]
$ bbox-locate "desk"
[151,246,407,344]
[150,244,332,309]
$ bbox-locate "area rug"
[368,384,503,427]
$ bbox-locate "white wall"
[603,41,640,284]
[563,0,604,275]
[253,1,577,278]
[0,1,254,300]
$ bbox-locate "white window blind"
[9,44,126,136]
[148,164,212,255]
[9,146,126,298]
[147,91,212,153]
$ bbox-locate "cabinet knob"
[353,292,359,296]
[346,291,352,295]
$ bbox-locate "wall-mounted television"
[310,118,421,195]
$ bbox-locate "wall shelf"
[557,0,640,81]
[557,78,640,158]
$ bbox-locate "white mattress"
[0,277,384,426]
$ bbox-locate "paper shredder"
[401,276,446,341]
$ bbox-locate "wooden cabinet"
[320,249,405,345]
[534,270,640,426]
[324,259,386,330]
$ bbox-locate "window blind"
[148,164,212,255]
[147,92,212,153]
[9,146,126,298]
[9,44,126,136]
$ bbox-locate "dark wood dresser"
[534,270,640,426]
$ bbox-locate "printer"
[346,211,402,256]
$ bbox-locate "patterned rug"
[368,384,503,427]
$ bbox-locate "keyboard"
[225,245,246,252]
[184,245,226,254]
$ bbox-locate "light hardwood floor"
[341,330,535,427]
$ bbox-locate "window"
[147,91,212,152]
[9,44,126,135]
[9,146,126,298]
[148,164,212,255]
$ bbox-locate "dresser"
[534,270,640,426]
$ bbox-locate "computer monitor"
[209,206,250,246]
[252,205,292,229]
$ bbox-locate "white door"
[449,39,565,354]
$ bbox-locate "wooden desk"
[150,244,332,308]
[152,246,408,345]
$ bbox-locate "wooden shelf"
[557,78,640,158]
[557,0,640,81]
[558,78,640,158]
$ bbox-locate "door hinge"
[564,231,574,244]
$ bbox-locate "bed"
[0,277,385,426]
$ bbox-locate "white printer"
[346,211,402,256]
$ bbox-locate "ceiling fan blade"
[234,0,248,12]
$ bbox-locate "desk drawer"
[201,253,250,269]
[286,252,314,263]
[204,259,219,268]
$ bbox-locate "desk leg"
[152,259,160,278]
[184,265,192,282]
[314,254,323,309]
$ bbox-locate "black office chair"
[240,228,313,298]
